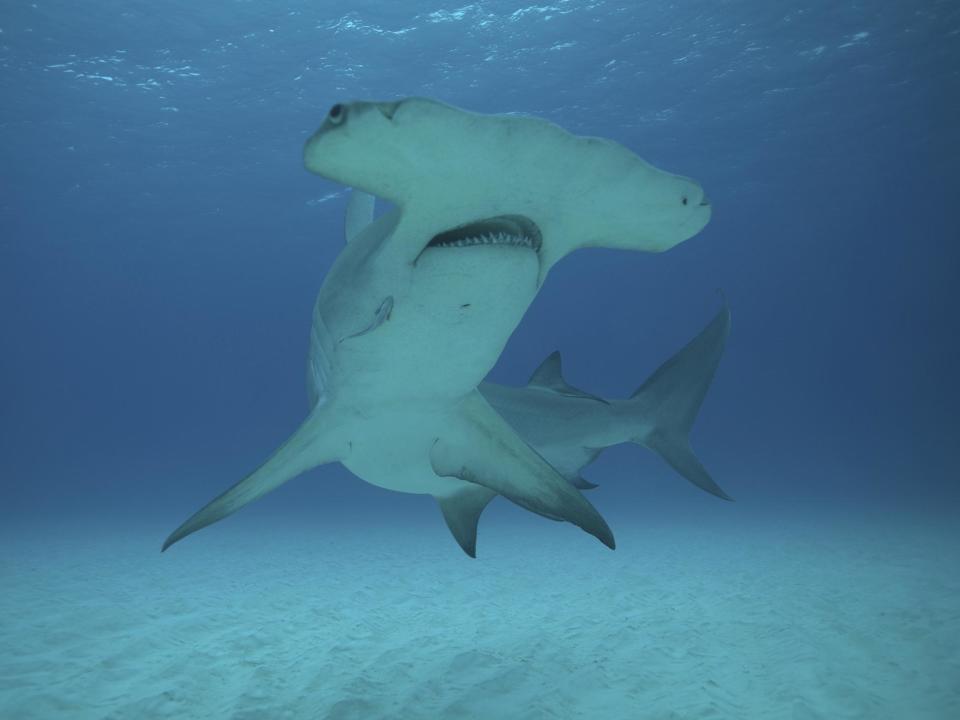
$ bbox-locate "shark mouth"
[426,215,542,253]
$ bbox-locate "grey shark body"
[163,98,716,556]
[480,307,731,501]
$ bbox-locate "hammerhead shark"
[162,98,716,556]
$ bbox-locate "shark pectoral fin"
[435,485,497,558]
[162,408,343,551]
[430,391,615,550]
[344,189,376,243]
[528,351,610,405]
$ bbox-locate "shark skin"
[163,100,713,556]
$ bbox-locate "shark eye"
[681,196,689,206]
[328,104,346,125]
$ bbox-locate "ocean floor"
[2,511,958,720]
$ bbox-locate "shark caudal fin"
[161,408,343,551]
[629,301,733,501]
[431,390,615,550]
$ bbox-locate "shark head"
[304,97,711,282]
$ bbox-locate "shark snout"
[683,182,709,209]
[674,173,709,212]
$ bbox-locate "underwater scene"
[2,1,958,718]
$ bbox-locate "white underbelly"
[340,408,469,497]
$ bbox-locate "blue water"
[2,2,958,718]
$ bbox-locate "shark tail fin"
[162,406,342,551]
[629,300,733,501]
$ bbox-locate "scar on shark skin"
[340,296,394,343]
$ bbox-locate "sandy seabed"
[2,512,957,720]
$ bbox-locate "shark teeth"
[427,214,543,253]
[433,231,536,250]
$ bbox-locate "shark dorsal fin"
[527,352,610,405]
[344,189,376,243]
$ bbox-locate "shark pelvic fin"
[435,485,497,558]
[162,408,343,551]
[527,351,610,405]
[547,445,602,490]
[430,391,615,549]
[569,474,599,490]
